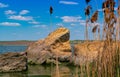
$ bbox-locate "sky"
[0,0,119,41]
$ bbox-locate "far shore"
[0,40,95,45]
[0,41,35,45]
[0,40,82,45]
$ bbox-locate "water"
[0,45,27,54]
[0,65,80,77]
[0,45,78,77]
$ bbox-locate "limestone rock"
[0,52,27,72]
[26,27,72,64]
[73,41,104,65]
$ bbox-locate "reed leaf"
[92,25,98,33]
[91,11,98,23]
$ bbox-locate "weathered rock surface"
[73,41,104,65]
[0,52,27,72]
[26,27,72,64]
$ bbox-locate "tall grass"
[77,0,120,77]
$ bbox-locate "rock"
[73,41,104,65]
[0,52,27,72]
[26,27,72,64]
[46,58,61,65]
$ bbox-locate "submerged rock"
[26,27,72,64]
[0,52,27,72]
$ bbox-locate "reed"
[85,0,91,41]
[78,0,120,77]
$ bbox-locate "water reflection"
[0,64,80,77]
[0,72,27,77]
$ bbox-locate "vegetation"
[74,0,120,77]
[55,0,119,77]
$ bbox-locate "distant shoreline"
[0,41,35,45]
[0,40,86,45]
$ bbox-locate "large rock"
[26,27,72,64]
[0,52,27,72]
[73,41,104,65]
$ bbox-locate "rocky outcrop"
[73,41,104,65]
[26,27,72,64]
[0,52,27,72]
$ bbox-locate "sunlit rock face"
[73,41,104,65]
[26,27,72,64]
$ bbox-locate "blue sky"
[0,0,118,41]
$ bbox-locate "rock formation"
[26,27,72,64]
[73,41,104,65]
[0,52,27,72]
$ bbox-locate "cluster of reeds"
[49,0,119,77]
[77,0,120,77]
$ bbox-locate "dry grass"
[77,0,120,77]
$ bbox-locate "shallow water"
[0,64,80,77]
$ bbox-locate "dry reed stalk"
[86,63,90,77]
[75,67,79,77]
[85,19,89,41]
[49,6,53,33]
[85,2,91,41]
[80,65,84,77]
[53,50,60,77]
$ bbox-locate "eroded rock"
[0,52,27,72]
[73,41,104,65]
[26,27,72,64]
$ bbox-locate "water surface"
[0,45,27,54]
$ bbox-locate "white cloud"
[5,10,16,15]
[55,16,59,18]
[9,15,33,21]
[70,23,76,26]
[80,22,86,26]
[41,25,47,28]
[0,22,21,26]
[19,10,29,15]
[61,16,82,23]
[98,7,118,12]
[0,3,8,8]
[59,1,79,5]
[56,23,64,27]
[33,25,41,28]
[33,25,47,28]
[61,16,86,26]
[91,22,101,26]
[28,21,40,25]
[98,9,103,12]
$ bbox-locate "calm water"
[0,45,27,54]
[0,65,80,77]
[0,45,78,77]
